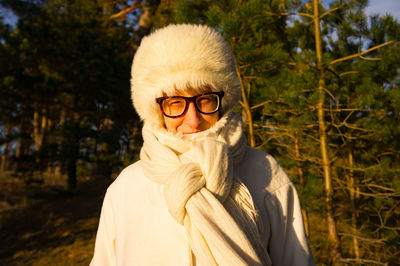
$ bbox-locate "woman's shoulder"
[242,147,278,167]
[238,147,292,195]
[117,160,144,178]
[105,160,148,196]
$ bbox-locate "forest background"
[0,0,399,265]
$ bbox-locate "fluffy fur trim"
[131,24,241,126]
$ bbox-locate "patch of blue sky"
[288,1,399,52]
[365,0,400,21]
[0,5,18,27]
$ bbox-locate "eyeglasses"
[156,91,224,118]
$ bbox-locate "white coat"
[91,146,315,266]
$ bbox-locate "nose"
[183,102,202,128]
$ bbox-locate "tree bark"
[231,37,256,147]
[16,114,30,169]
[93,118,115,179]
[54,104,79,191]
[33,106,48,171]
[313,0,341,263]
[294,133,310,238]
[33,109,41,152]
[242,83,256,147]
[1,124,11,172]
[132,0,161,48]
[348,150,360,261]
[55,107,67,176]
[66,111,80,192]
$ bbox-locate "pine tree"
[0,0,139,190]
[159,0,400,264]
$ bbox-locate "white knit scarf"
[140,112,271,266]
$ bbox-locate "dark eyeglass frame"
[156,91,224,118]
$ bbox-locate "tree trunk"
[294,133,310,238]
[348,150,360,261]
[93,118,114,179]
[66,111,80,192]
[33,109,41,152]
[54,107,66,176]
[132,0,161,48]
[1,124,11,172]
[33,106,48,171]
[313,0,341,263]
[67,155,77,191]
[15,116,30,171]
[231,38,256,147]
[242,83,256,147]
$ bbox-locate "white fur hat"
[130,24,241,126]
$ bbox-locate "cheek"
[205,113,219,127]
[164,117,183,131]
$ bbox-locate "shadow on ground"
[0,178,111,266]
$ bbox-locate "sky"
[364,0,400,20]
[0,7,17,26]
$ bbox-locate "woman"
[91,24,315,266]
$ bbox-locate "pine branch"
[339,233,386,244]
[281,12,313,18]
[251,100,272,109]
[359,55,382,61]
[334,121,375,133]
[110,1,141,19]
[264,11,313,19]
[339,70,360,77]
[329,40,395,66]
[339,258,388,265]
[367,184,396,192]
[321,108,371,112]
[334,179,398,198]
[319,3,347,19]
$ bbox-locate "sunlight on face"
[162,90,219,134]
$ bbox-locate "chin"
[178,127,204,134]
[182,130,202,134]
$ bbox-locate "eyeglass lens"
[162,94,220,117]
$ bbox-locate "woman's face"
[163,91,219,134]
